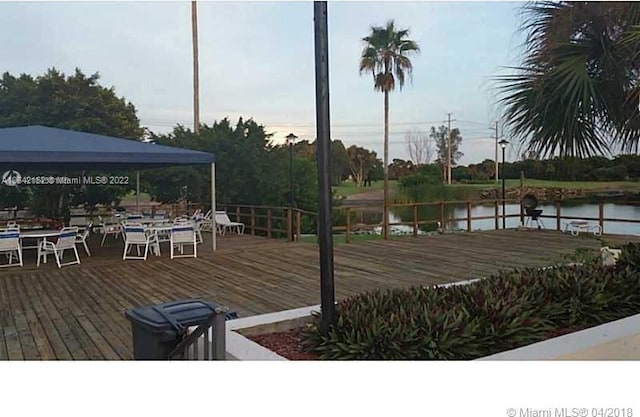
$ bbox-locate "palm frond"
[359,20,420,93]
[496,1,640,157]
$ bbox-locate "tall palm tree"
[192,1,200,134]
[360,20,419,239]
[496,2,640,158]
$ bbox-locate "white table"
[20,229,61,264]
[147,225,173,244]
[20,229,60,249]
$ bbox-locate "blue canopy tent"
[0,125,218,251]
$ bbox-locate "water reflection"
[388,202,640,235]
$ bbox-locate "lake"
[388,202,640,236]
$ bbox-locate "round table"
[20,229,61,263]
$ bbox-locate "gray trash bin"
[125,299,238,360]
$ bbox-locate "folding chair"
[170,224,197,259]
[38,227,80,268]
[75,222,93,256]
[0,228,23,268]
[123,224,159,260]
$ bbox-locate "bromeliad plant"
[302,242,640,360]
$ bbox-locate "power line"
[340,136,493,144]
[140,118,495,130]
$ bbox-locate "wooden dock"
[0,229,632,360]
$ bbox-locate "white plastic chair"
[75,222,93,257]
[99,215,122,246]
[215,211,245,235]
[37,227,80,268]
[191,219,203,244]
[154,210,168,220]
[123,224,159,260]
[170,224,197,259]
[69,216,89,227]
[0,228,23,268]
[199,210,213,232]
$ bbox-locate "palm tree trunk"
[191,1,200,135]
[383,90,389,240]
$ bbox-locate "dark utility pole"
[313,1,336,334]
[499,139,509,229]
[285,133,298,242]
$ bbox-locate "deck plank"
[22,273,73,360]
[0,276,24,360]
[0,230,633,360]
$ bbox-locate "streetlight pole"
[499,139,509,229]
[285,133,298,242]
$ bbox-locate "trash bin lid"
[125,299,222,332]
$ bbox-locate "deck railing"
[221,204,313,241]
[167,307,228,360]
[219,199,640,243]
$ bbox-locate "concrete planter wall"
[220,263,639,360]
[478,313,640,360]
[225,306,320,360]
[222,308,640,361]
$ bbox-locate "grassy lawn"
[449,179,640,191]
[334,179,639,200]
[332,180,397,197]
[514,179,640,190]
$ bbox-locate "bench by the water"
[564,220,602,236]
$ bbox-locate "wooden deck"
[0,229,634,360]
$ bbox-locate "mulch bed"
[247,328,320,360]
[248,326,590,360]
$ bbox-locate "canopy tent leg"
[136,171,140,213]
[211,162,216,252]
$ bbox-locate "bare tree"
[405,128,433,166]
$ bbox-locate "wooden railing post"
[236,206,241,223]
[267,209,272,239]
[287,208,293,242]
[296,211,301,242]
[413,204,418,238]
[598,202,604,234]
[345,207,351,244]
[466,201,472,233]
[439,201,445,230]
[556,202,561,231]
[250,208,256,235]
[494,200,499,230]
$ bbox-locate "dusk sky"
[0,1,526,164]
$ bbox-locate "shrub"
[302,243,640,360]
[616,242,640,271]
[399,174,438,189]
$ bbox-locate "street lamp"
[499,139,509,229]
[285,133,298,241]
